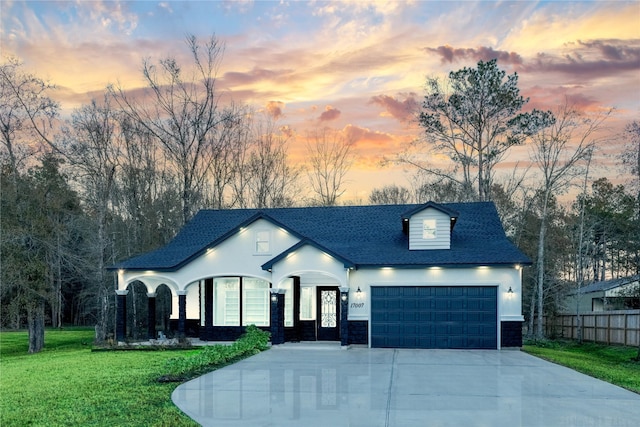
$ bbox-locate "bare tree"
[110,35,225,224]
[574,150,593,343]
[529,102,610,339]
[206,104,250,209]
[115,116,183,255]
[369,184,412,205]
[0,57,59,184]
[620,121,640,211]
[64,94,121,342]
[412,174,476,203]
[306,127,354,206]
[233,114,300,208]
[0,57,59,353]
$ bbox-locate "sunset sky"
[2,0,639,201]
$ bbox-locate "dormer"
[402,202,459,250]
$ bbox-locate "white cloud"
[158,2,173,14]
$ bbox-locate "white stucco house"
[109,201,530,349]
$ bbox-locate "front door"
[317,286,340,340]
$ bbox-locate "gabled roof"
[109,202,531,271]
[261,238,356,271]
[570,275,640,295]
[401,201,460,233]
[109,211,304,271]
[401,201,460,220]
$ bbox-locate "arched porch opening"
[125,281,148,340]
[155,284,173,338]
[278,271,345,343]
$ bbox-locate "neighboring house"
[108,201,530,349]
[563,275,640,314]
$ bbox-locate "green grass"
[0,327,267,426]
[523,340,640,394]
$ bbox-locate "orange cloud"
[265,101,285,119]
[343,124,393,146]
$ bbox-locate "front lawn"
[0,327,269,426]
[523,340,640,394]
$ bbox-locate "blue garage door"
[371,286,497,349]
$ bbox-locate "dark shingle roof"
[570,275,640,295]
[109,202,531,271]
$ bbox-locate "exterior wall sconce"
[339,287,349,302]
[507,286,514,294]
[356,286,362,294]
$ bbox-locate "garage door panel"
[403,311,420,322]
[449,337,466,348]
[418,324,435,334]
[435,312,451,322]
[449,312,465,322]
[449,287,465,297]
[434,299,449,310]
[419,311,434,321]
[386,312,400,322]
[405,299,421,310]
[371,286,497,350]
[417,287,433,296]
[434,287,450,297]
[450,300,465,310]
[449,323,465,335]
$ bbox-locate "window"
[281,278,294,327]
[255,230,271,254]
[213,277,271,327]
[300,286,314,320]
[214,278,240,326]
[242,278,270,326]
[422,219,437,239]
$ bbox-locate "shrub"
[161,325,270,381]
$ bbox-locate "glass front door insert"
[316,286,339,340]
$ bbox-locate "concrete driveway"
[172,344,640,427]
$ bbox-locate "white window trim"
[254,230,271,255]
[422,219,437,240]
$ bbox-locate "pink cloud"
[522,85,600,113]
[524,39,640,78]
[319,105,341,121]
[425,45,523,65]
[369,93,419,122]
[222,67,293,86]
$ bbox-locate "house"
[563,275,640,313]
[108,201,530,349]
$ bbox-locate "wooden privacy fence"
[544,310,640,346]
